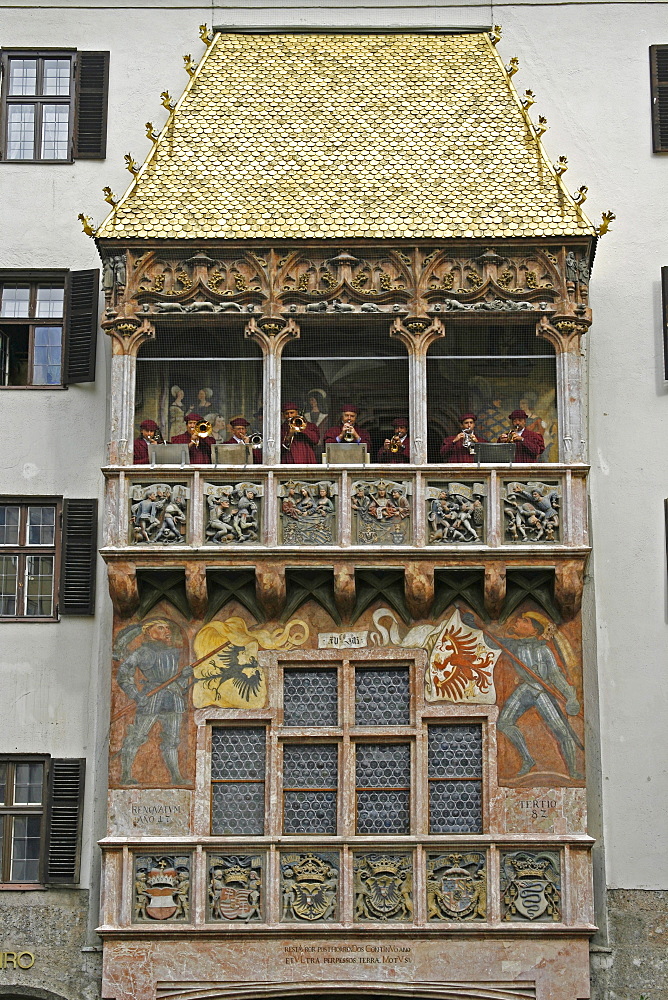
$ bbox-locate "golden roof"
[97,31,595,240]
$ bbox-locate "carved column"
[390,316,445,465]
[245,317,300,466]
[104,315,156,466]
[537,316,589,465]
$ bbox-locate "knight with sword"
[462,610,584,780]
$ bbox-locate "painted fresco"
[110,599,583,790]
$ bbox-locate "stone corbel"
[107,561,139,618]
[185,562,208,619]
[390,315,445,355]
[256,564,286,620]
[333,564,356,623]
[484,564,507,620]
[554,560,584,620]
[244,315,300,353]
[405,563,434,620]
[103,312,156,356]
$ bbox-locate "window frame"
[0,496,61,621]
[208,651,487,841]
[0,269,68,388]
[0,754,48,886]
[0,49,76,163]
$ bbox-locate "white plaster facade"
[0,0,666,996]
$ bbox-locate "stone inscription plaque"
[284,943,413,967]
[108,789,192,836]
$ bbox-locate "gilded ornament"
[124,153,139,175]
[536,115,548,137]
[507,56,520,77]
[145,121,159,141]
[573,185,588,205]
[489,24,502,44]
[160,91,175,112]
[102,186,118,207]
[466,270,483,288]
[554,156,568,175]
[199,23,213,44]
[175,269,192,290]
[354,853,413,922]
[521,90,536,109]
[596,210,616,236]
[183,54,197,77]
[497,269,513,288]
[280,852,339,922]
[77,213,96,237]
[207,269,224,291]
[525,270,538,289]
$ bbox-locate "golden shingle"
[97,32,595,240]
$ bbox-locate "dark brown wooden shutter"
[60,499,98,615]
[651,46,668,152]
[45,758,85,885]
[73,51,109,159]
[663,266,668,379]
[63,269,99,384]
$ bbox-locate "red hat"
[341,403,359,413]
[460,412,477,422]
[509,409,528,420]
[140,419,159,431]
[393,417,409,428]
[185,412,202,422]
[230,416,250,428]
[282,401,299,411]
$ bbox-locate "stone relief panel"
[280,852,339,922]
[134,854,191,922]
[353,852,413,922]
[208,854,264,922]
[278,480,337,545]
[426,851,487,921]
[204,481,263,544]
[500,850,561,922]
[503,481,561,543]
[130,483,189,544]
[426,482,486,543]
[351,479,412,544]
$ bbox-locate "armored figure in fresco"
[477,611,583,780]
[115,619,191,785]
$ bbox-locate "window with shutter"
[45,758,85,884]
[60,498,98,615]
[63,268,100,384]
[650,45,668,152]
[1,49,109,161]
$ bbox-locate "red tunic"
[501,428,545,463]
[280,420,319,464]
[377,434,410,463]
[223,435,262,464]
[324,425,372,449]
[170,433,216,464]
[440,434,486,463]
[133,437,150,464]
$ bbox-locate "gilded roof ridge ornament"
[521,89,536,110]
[573,185,588,206]
[596,210,616,236]
[506,56,519,77]
[535,115,548,137]
[199,23,213,45]
[554,156,568,175]
[102,186,118,208]
[489,25,502,45]
[145,122,159,142]
[124,153,140,175]
[160,91,176,112]
[183,54,198,77]
[78,213,97,238]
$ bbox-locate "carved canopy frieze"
[99,242,593,355]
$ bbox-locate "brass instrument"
[248,431,263,448]
[389,434,403,454]
[341,423,357,443]
[462,429,476,455]
[283,414,307,449]
[196,420,213,439]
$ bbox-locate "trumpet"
[248,431,263,448]
[196,420,213,438]
[462,429,476,454]
[389,434,403,454]
[283,413,307,449]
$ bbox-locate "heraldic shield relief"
[426,852,487,921]
[500,850,561,921]
[208,855,263,922]
[134,855,190,922]
[354,853,413,922]
[280,852,339,922]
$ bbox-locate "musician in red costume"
[170,412,216,464]
[324,404,372,452]
[440,413,486,463]
[133,419,161,464]
[281,402,319,464]
[377,418,410,463]
[498,408,545,463]
[223,415,262,464]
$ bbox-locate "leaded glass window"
[282,743,338,834]
[428,724,483,833]
[356,742,410,834]
[211,727,266,836]
[355,666,410,725]
[283,668,338,727]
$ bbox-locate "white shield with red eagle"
[425,609,500,704]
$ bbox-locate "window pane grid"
[41,104,69,159]
[0,506,20,545]
[8,59,37,96]
[282,744,338,834]
[6,104,36,159]
[428,724,483,834]
[356,743,410,834]
[283,668,338,727]
[13,762,43,805]
[10,814,41,881]
[25,555,54,616]
[211,727,266,836]
[0,555,18,616]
